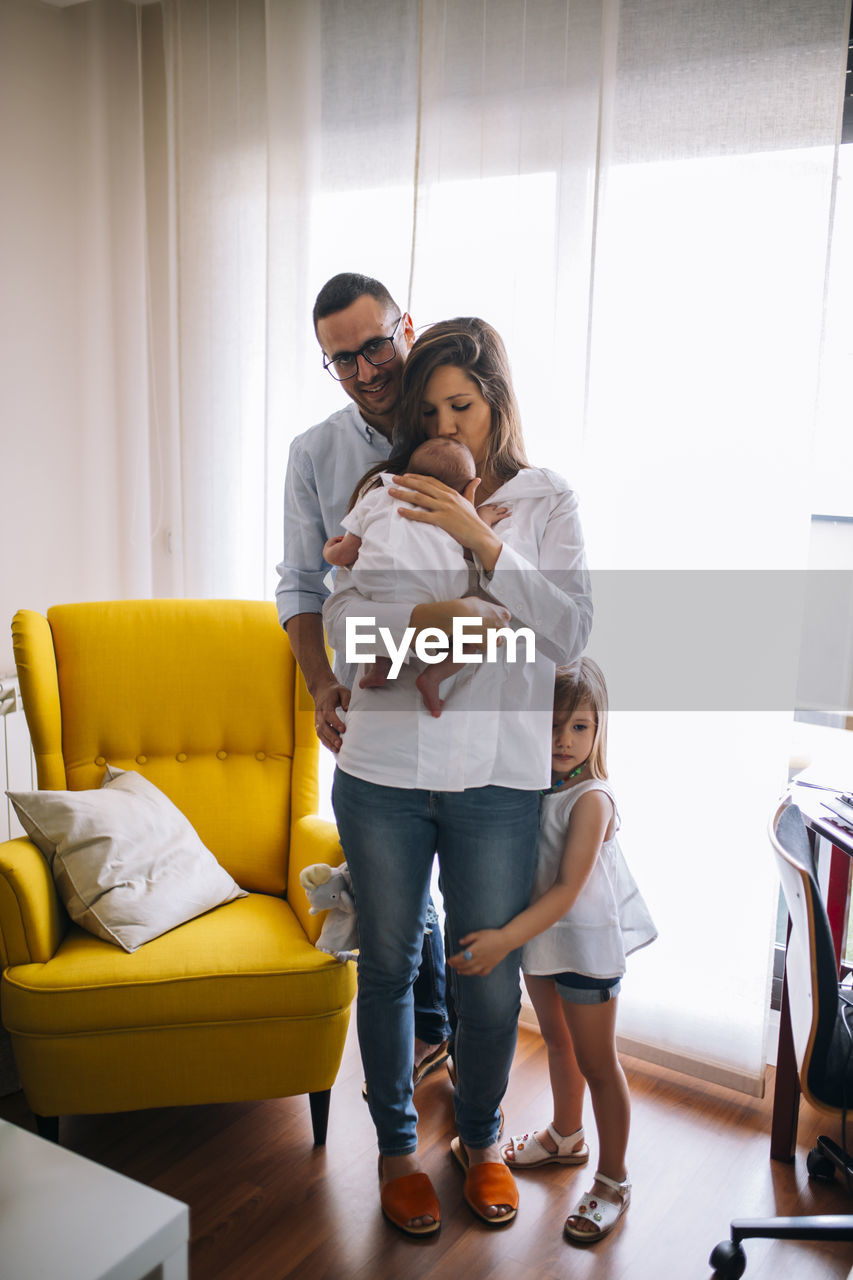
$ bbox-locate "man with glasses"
[275,272,452,1085]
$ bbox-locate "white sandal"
[564,1172,631,1243]
[501,1123,589,1168]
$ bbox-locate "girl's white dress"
[522,779,657,979]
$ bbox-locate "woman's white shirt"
[322,466,592,792]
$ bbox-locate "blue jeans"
[413,900,451,1046]
[332,768,539,1156]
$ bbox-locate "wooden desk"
[770,784,853,1162]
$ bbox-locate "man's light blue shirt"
[275,401,391,680]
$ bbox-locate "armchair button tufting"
[216,750,228,760]
[255,751,266,761]
[176,752,188,763]
[136,754,148,765]
[94,756,106,767]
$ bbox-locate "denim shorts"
[554,971,622,1004]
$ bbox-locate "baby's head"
[553,657,609,779]
[408,437,477,493]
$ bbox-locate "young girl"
[449,657,656,1244]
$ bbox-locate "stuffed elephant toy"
[299,861,358,963]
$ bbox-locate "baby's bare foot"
[415,671,443,717]
[359,660,391,689]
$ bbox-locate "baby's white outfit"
[522,779,657,979]
[341,472,471,603]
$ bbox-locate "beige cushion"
[6,766,246,952]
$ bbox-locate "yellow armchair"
[0,600,356,1143]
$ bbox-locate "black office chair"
[710,801,853,1279]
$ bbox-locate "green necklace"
[540,761,587,796]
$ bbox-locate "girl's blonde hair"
[553,657,609,779]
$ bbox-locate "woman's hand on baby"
[462,596,511,626]
[389,474,503,569]
[409,596,511,650]
[449,930,510,977]
[460,596,512,651]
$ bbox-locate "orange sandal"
[450,1136,518,1227]
[378,1158,441,1237]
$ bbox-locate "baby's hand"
[323,534,359,567]
[477,503,509,529]
[448,929,509,977]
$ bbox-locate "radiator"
[0,674,28,1093]
[1,674,34,840]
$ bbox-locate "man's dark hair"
[312,273,399,332]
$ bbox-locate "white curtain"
[151,0,847,1094]
[4,0,849,1093]
[581,0,847,1091]
[0,0,154,672]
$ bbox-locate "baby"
[323,437,505,716]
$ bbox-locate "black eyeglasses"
[322,315,403,381]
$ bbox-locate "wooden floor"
[2,1021,852,1280]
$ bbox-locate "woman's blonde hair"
[350,316,528,507]
[553,657,609,779]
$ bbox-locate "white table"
[0,1119,189,1279]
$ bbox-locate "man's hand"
[285,613,351,752]
[313,680,351,753]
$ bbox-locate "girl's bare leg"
[560,996,630,1233]
[504,975,586,1161]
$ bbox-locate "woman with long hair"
[323,317,592,1236]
